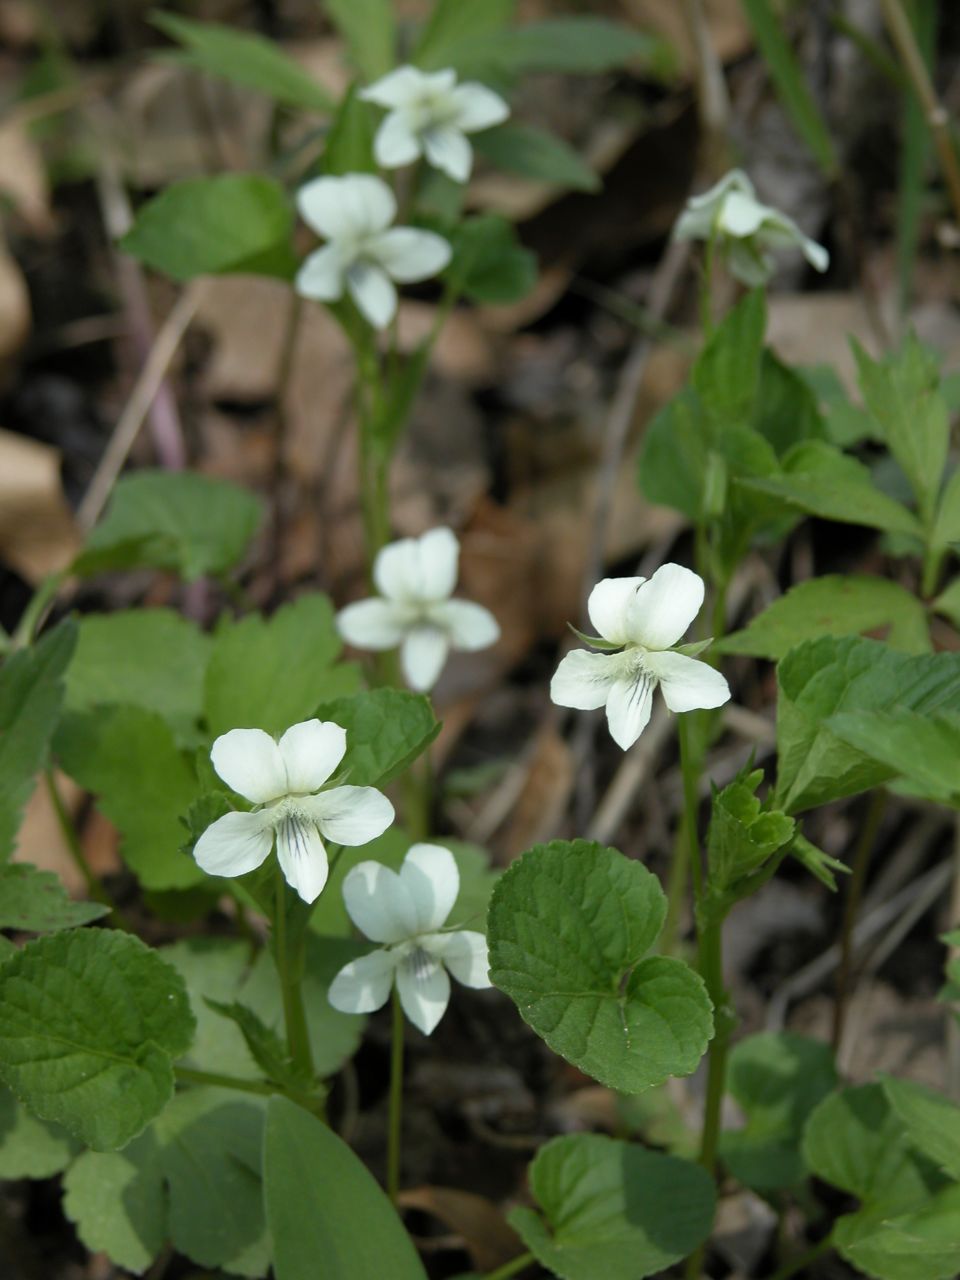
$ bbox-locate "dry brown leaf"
[0,238,30,375]
[0,121,53,234]
[398,1185,523,1273]
[501,724,575,857]
[0,428,80,582]
[625,0,752,73]
[13,774,120,896]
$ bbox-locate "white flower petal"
[210,728,287,804]
[718,190,769,238]
[278,719,346,794]
[193,809,274,878]
[305,784,395,847]
[431,599,499,651]
[422,126,473,182]
[550,649,618,711]
[396,953,450,1035]
[417,527,459,598]
[297,173,396,240]
[645,650,731,713]
[428,930,490,988]
[336,598,408,650]
[399,843,459,933]
[295,244,344,302]
[449,82,509,132]
[275,814,328,903]
[341,860,419,943]
[360,65,453,109]
[346,260,397,329]
[370,228,451,282]
[373,113,422,169]
[587,576,645,644]
[800,235,829,273]
[401,624,450,691]
[605,674,654,750]
[724,240,772,287]
[673,169,755,242]
[327,949,397,1014]
[374,527,458,603]
[626,563,705,650]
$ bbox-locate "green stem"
[832,789,887,1052]
[274,870,314,1082]
[484,1252,535,1280]
[174,1066,275,1098]
[44,769,127,927]
[387,986,404,1203]
[12,572,64,649]
[403,750,433,841]
[763,1234,834,1280]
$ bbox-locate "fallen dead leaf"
[625,0,752,74]
[0,120,53,234]
[0,237,30,376]
[0,428,80,581]
[398,1186,523,1273]
[14,773,119,897]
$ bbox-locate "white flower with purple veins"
[295,173,451,329]
[673,168,829,287]
[193,719,394,904]
[360,65,509,183]
[328,843,490,1035]
[336,527,499,693]
[551,564,731,750]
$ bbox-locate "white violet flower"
[328,842,490,1035]
[673,168,829,287]
[360,65,509,183]
[336,526,499,693]
[193,718,394,905]
[551,564,731,750]
[295,173,451,329]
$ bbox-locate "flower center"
[410,92,458,132]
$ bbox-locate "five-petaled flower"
[360,65,509,183]
[295,173,451,329]
[673,169,829,287]
[193,719,394,904]
[328,843,490,1035]
[336,526,499,693]
[550,564,731,750]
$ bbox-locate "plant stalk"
[274,870,314,1082]
[484,1252,535,1280]
[44,769,127,927]
[763,1233,835,1280]
[387,985,404,1203]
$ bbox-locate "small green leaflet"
[0,1087,77,1179]
[707,768,794,904]
[315,688,441,787]
[473,123,599,192]
[321,81,377,176]
[882,1077,960,1180]
[827,709,960,807]
[488,840,713,1092]
[444,214,538,304]
[322,0,395,80]
[0,863,107,932]
[692,289,766,425]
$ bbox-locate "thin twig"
[682,0,733,172]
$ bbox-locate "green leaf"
[827,709,960,807]
[265,1095,429,1280]
[439,17,661,79]
[753,348,827,456]
[473,123,598,192]
[487,840,713,1092]
[720,1032,837,1192]
[151,12,334,111]
[740,0,838,175]
[161,938,258,1076]
[0,620,76,861]
[787,831,849,891]
[204,593,359,737]
[508,1133,715,1280]
[413,0,515,71]
[64,608,212,747]
[321,81,376,175]
[205,998,307,1091]
[932,467,960,551]
[934,576,960,629]
[774,636,960,812]
[707,768,794,902]
[0,929,195,1150]
[55,705,203,890]
[444,214,537,304]
[121,174,296,281]
[0,1087,77,1178]
[717,575,931,659]
[0,863,107,932]
[64,1086,269,1276]
[854,334,949,525]
[692,289,766,424]
[322,0,395,79]
[883,1077,960,1180]
[315,689,440,787]
[76,469,263,582]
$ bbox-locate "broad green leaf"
[152,12,334,110]
[774,636,960,812]
[934,576,960,628]
[76,469,263,582]
[205,998,307,1091]
[738,440,922,537]
[509,1133,715,1280]
[720,1033,836,1192]
[473,123,598,192]
[64,1086,269,1276]
[64,608,212,747]
[439,17,661,79]
[0,620,76,861]
[883,1077,960,1180]
[740,0,837,175]
[121,174,296,281]
[0,929,195,1149]
[413,0,515,70]
[444,214,537,304]
[707,768,794,902]
[717,575,931,659]
[322,0,395,80]
[692,289,766,424]
[932,467,960,551]
[0,1087,77,1178]
[265,1096,428,1280]
[0,863,107,932]
[854,335,949,525]
[321,81,376,176]
[827,709,960,807]
[162,938,257,1075]
[753,348,826,456]
[487,840,713,1092]
[315,688,440,787]
[204,593,359,737]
